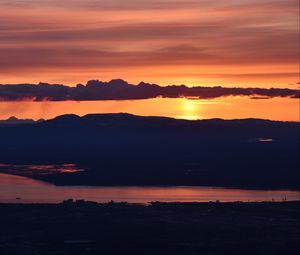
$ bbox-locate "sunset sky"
[0,0,298,87]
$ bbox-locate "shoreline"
[1,200,300,205]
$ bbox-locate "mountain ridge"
[0,112,298,189]
[1,113,298,125]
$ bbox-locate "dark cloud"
[0,79,298,101]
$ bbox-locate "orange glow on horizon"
[0,97,298,122]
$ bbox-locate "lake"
[0,173,299,204]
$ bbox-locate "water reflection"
[0,173,299,204]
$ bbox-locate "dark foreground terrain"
[0,113,299,189]
[0,201,299,255]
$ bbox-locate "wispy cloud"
[0,0,298,86]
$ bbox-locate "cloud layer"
[0,80,298,101]
[0,0,298,86]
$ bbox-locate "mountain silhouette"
[0,116,44,125]
[0,113,299,189]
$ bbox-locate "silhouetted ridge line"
[0,79,299,101]
[0,113,299,189]
[0,116,44,125]
[43,113,288,126]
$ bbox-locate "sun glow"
[0,97,298,122]
[178,99,201,120]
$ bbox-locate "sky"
[1,97,299,121]
[0,0,299,87]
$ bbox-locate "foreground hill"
[0,201,299,255]
[0,113,299,189]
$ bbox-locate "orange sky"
[0,97,299,121]
[0,0,299,87]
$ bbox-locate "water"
[0,173,299,204]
